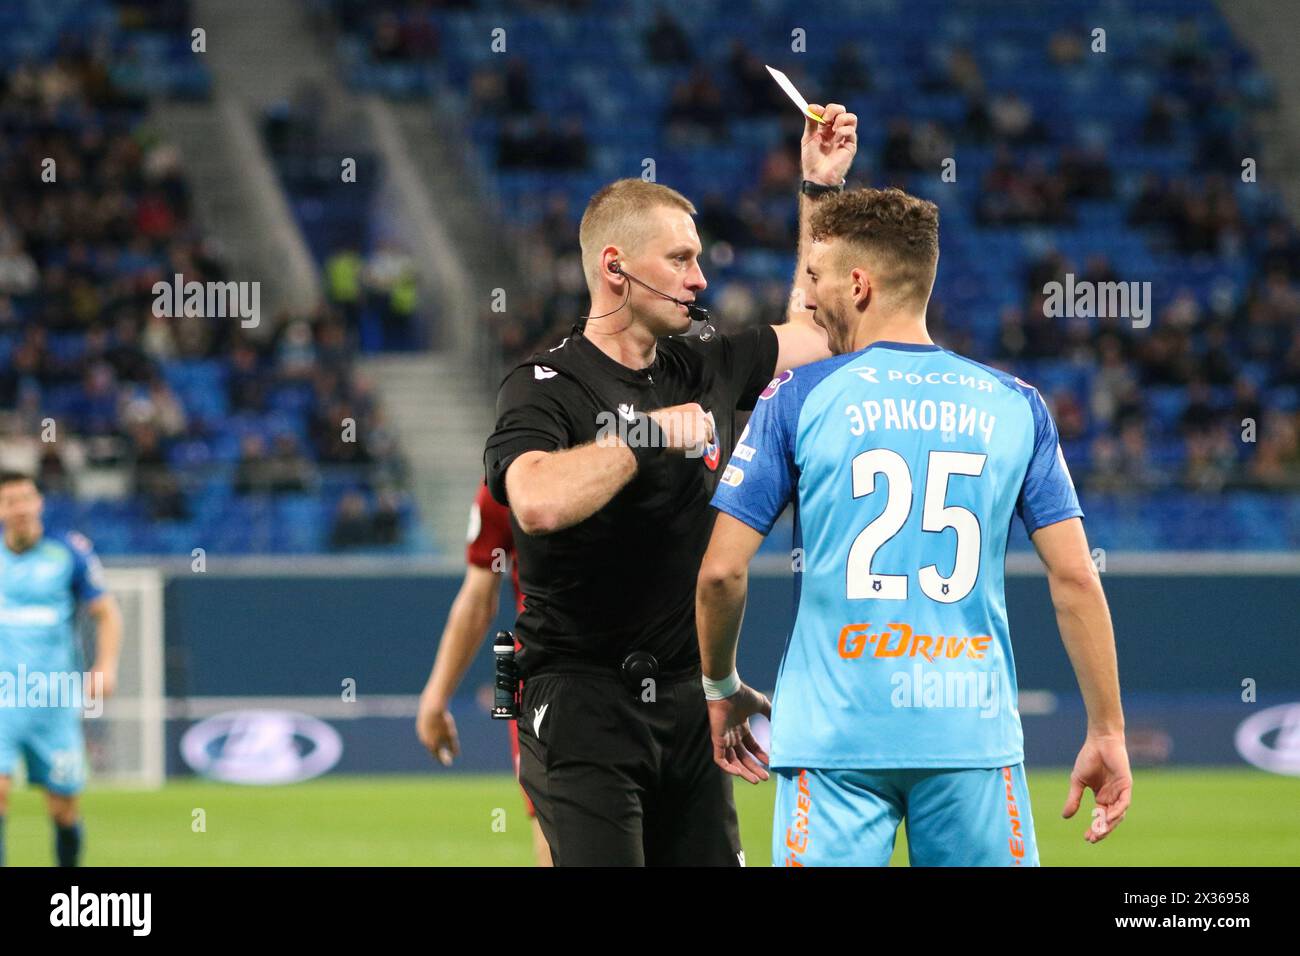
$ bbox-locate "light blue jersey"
[712,341,1082,771]
[0,532,105,677]
[0,531,105,795]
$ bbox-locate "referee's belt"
[526,652,701,690]
[620,651,660,691]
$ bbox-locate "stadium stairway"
[364,98,479,354]
[1218,1,1300,221]
[193,0,338,106]
[190,0,484,364]
[149,0,348,317]
[153,95,320,318]
[342,44,522,549]
[358,353,496,552]
[349,90,538,550]
[387,99,524,386]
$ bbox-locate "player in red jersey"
[416,482,550,866]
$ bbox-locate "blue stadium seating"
[1,0,424,556]
[329,0,1296,551]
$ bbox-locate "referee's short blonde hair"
[579,179,696,291]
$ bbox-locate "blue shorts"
[773,764,1039,867]
[0,704,87,796]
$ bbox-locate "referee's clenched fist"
[645,402,715,455]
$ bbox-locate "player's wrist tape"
[702,670,742,700]
[627,412,666,468]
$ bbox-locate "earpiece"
[584,259,713,335]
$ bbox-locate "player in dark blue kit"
[696,189,1131,865]
[0,472,122,866]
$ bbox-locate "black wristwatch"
[801,179,845,198]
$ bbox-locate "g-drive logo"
[50,886,151,936]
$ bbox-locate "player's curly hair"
[809,187,940,310]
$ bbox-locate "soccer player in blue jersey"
[0,472,121,866]
[696,188,1131,866]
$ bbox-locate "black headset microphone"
[580,261,716,341]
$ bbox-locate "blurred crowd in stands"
[4,0,1299,556]
[322,244,421,350]
[382,5,1299,496]
[0,35,415,551]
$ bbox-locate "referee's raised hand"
[802,102,858,186]
[707,683,772,784]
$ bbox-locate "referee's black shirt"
[484,323,779,679]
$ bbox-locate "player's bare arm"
[773,102,858,373]
[1031,517,1131,844]
[505,402,715,535]
[696,512,772,784]
[417,564,504,765]
[86,593,122,701]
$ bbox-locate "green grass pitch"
[3,768,1297,866]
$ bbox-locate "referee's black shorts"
[516,666,744,866]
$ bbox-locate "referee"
[484,104,858,865]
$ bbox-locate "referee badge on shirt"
[702,410,720,471]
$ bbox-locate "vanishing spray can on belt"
[492,631,519,720]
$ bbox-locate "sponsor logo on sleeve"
[733,422,757,461]
[759,369,794,400]
[67,531,93,553]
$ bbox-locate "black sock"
[55,820,82,867]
